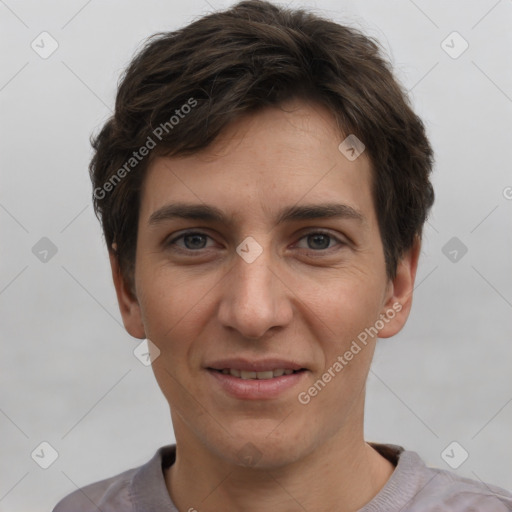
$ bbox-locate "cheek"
[303,271,384,407]
[311,270,385,341]
[302,280,379,422]
[137,269,212,414]
[136,264,219,358]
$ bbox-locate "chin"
[211,428,313,470]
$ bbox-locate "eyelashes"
[165,230,346,255]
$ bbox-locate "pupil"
[309,234,330,250]
[184,234,206,249]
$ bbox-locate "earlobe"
[109,244,146,339]
[378,236,422,339]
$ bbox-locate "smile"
[207,367,308,400]
[212,368,303,379]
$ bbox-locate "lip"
[205,358,309,400]
[206,371,308,401]
[205,358,306,372]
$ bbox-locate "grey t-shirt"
[53,443,512,511]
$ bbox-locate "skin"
[110,97,421,512]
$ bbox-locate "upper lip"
[206,358,306,372]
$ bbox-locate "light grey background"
[1,0,511,511]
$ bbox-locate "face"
[111,98,419,469]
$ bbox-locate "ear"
[109,244,146,339]
[377,235,422,339]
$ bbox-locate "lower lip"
[207,369,308,400]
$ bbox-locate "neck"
[165,424,395,512]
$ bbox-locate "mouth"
[205,359,309,400]
[208,368,306,380]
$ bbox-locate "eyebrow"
[148,202,366,228]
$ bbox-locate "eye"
[167,231,215,251]
[165,230,345,254]
[295,231,345,251]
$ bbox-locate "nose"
[217,241,293,340]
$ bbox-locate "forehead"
[139,99,375,228]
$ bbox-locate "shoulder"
[368,443,512,511]
[399,448,512,511]
[417,465,512,511]
[52,466,138,512]
[52,445,176,512]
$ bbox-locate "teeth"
[256,371,274,379]
[223,368,298,379]
[240,370,257,379]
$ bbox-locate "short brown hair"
[89,0,434,294]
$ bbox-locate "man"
[54,0,512,510]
